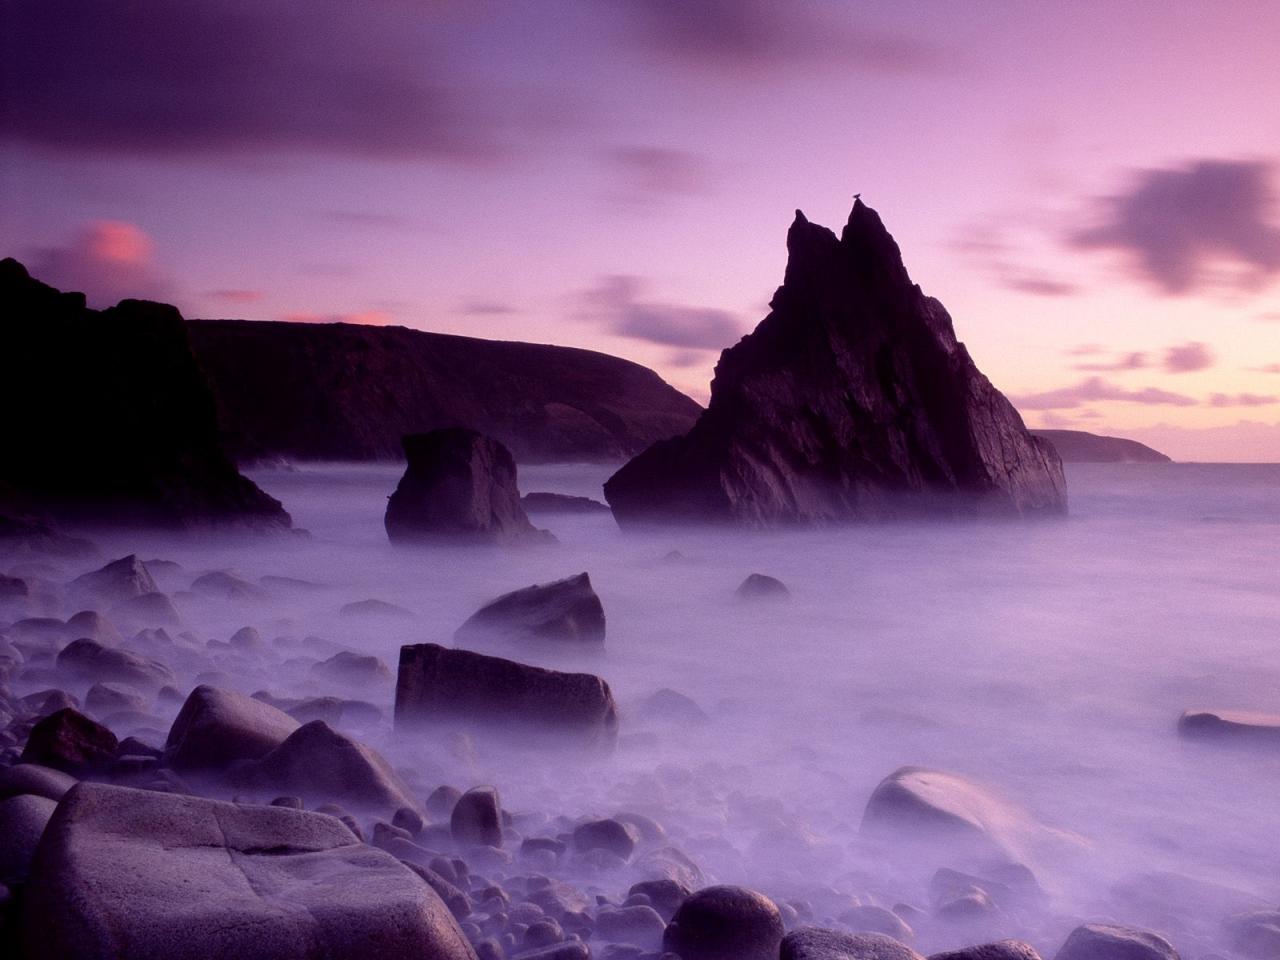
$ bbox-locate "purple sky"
[4,0,1280,460]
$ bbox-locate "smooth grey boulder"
[384,429,552,545]
[395,643,618,747]
[0,763,77,802]
[85,681,148,715]
[1053,924,1179,960]
[861,766,1079,865]
[64,610,123,645]
[664,885,784,960]
[928,942,1042,960]
[841,905,914,942]
[572,817,639,859]
[71,555,157,602]
[783,929,924,960]
[628,877,690,920]
[454,572,605,646]
[594,904,666,948]
[19,782,477,960]
[736,573,790,600]
[1177,709,1280,743]
[166,685,300,771]
[238,720,417,813]
[451,785,502,847]
[636,687,710,725]
[0,793,57,881]
[56,638,174,688]
[604,200,1066,527]
[312,650,392,686]
[1225,910,1280,959]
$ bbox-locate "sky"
[3,0,1280,461]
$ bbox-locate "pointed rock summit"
[604,200,1067,525]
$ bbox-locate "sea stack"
[604,200,1067,526]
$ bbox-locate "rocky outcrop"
[384,430,552,545]
[187,317,701,463]
[0,258,290,529]
[664,885,784,960]
[19,782,476,960]
[1177,709,1280,743]
[395,643,618,746]
[1031,429,1170,463]
[454,573,606,646]
[604,201,1066,526]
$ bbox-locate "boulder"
[572,818,639,859]
[395,643,618,747]
[18,781,476,960]
[339,598,413,618]
[664,885,785,960]
[628,878,689,920]
[454,572,606,646]
[451,785,503,847]
[782,929,924,960]
[1177,709,1280,743]
[55,638,174,688]
[0,573,29,600]
[594,904,666,948]
[0,793,57,881]
[0,763,78,802]
[736,573,790,600]
[521,492,611,514]
[238,720,416,812]
[71,555,157,602]
[190,570,266,600]
[165,685,300,771]
[841,905,914,942]
[85,681,148,715]
[0,259,291,529]
[861,766,1075,865]
[20,708,118,775]
[1053,924,1179,960]
[636,687,709,725]
[928,942,1043,960]
[384,429,552,545]
[312,651,392,686]
[64,610,123,645]
[1225,910,1280,959]
[604,200,1066,526]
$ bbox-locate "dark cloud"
[953,225,1080,298]
[1072,351,1148,373]
[1163,341,1215,373]
[619,0,952,75]
[30,221,174,308]
[1011,377,1197,411]
[1208,392,1277,407]
[604,146,717,201]
[1071,160,1280,295]
[2,0,560,162]
[578,275,744,349]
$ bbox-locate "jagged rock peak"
[604,199,1067,527]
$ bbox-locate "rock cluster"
[604,201,1067,526]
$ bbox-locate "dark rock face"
[71,554,157,601]
[664,885,785,960]
[187,317,701,463]
[454,572,605,646]
[20,708,118,775]
[0,258,290,529]
[451,785,503,848]
[604,201,1066,526]
[782,928,924,960]
[1031,429,1170,464]
[1053,923,1179,960]
[19,782,476,960]
[395,643,618,747]
[385,430,552,545]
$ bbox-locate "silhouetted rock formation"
[395,642,618,747]
[522,492,611,514]
[604,201,1066,526]
[384,430,552,544]
[187,318,702,463]
[0,259,290,529]
[455,572,606,646]
[1031,429,1170,463]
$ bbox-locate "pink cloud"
[1073,351,1148,372]
[1163,341,1215,373]
[1011,376,1197,411]
[1208,392,1277,407]
[30,220,173,308]
[207,288,265,304]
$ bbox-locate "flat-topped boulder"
[1053,923,1179,960]
[19,781,476,960]
[454,572,606,646]
[395,643,617,747]
[165,685,300,771]
[1177,709,1280,743]
[604,200,1066,526]
[384,429,552,545]
[782,929,924,960]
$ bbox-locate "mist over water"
[76,461,1280,955]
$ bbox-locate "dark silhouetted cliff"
[186,320,701,463]
[1032,429,1171,463]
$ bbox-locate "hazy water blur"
[84,461,1280,950]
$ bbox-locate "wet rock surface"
[455,573,606,646]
